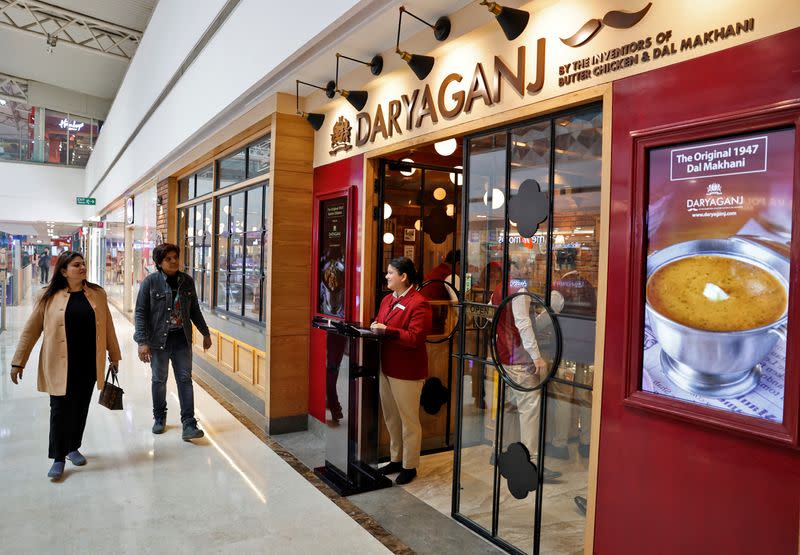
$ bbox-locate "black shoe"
[182,422,204,441]
[152,420,166,434]
[546,443,570,460]
[331,406,343,421]
[379,461,403,475]
[578,443,590,458]
[395,468,417,485]
[574,495,587,515]
[543,467,562,483]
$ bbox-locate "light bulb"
[449,165,463,186]
[383,232,395,244]
[383,203,392,219]
[434,138,457,156]
[483,188,505,210]
[400,158,415,177]
[433,187,447,201]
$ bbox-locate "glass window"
[196,165,213,197]
[179,176,192,202]
[133,186,158,303]
[68,115,93,167]
[44,109,68,164]
[247,136,271,177]
[219,149,246,189]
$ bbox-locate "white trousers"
[379,373,425,469]
[504,364,542,459]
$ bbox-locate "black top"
[65,291,97,378]
[165,273,184,331]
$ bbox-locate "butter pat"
[703,282,730,302]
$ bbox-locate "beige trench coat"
[12,285,122,395]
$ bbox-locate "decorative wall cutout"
[420,377,449,415]
[497,442,538,499]
[425,203,455,244]
[508,179,548,238]
[561,3,652,47]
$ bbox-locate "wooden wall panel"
[219,333,235,372]
[237,343,255,384]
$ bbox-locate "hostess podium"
[312,317,392,495]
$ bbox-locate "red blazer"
[374,287,432,380]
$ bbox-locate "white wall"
[0,162,87,222]
[87,0,362,211]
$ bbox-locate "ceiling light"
[480,1,530,41]
[0,99,6,106]
[434,138,457,156]
[449,165,463,186]
[395,6,451,80]
[433,187,447,201]
[295,80,327,131]
[400,158,416,177]
[383,203,392,219]
[383,232,395,244]
[483,188,505,210]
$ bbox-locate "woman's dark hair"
[388,256,421,285]
[153,243,180,269]
[38,251,98,307]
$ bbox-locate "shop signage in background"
[318,197,347,318]
[642,127,795,422]
[58,118,85,132]
[125,197,134,225]
[329,116,353,155]
[76,196,96,205]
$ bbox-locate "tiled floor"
[0,291,389,554]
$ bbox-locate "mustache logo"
[561,3,652,47]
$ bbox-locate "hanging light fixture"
[399,158,416,177]
[479,1,530,41]
[433,187,447,201]
[434,138,457,156]
[383,203,393,219]
[483,188,506,209]
[449,165,463,186]
[295,80,328,130]
[383,232,395,244]
[395,6,451,80]
[325,53,383,111]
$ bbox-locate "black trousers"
[49,368,96,461]
[40,265,49,283]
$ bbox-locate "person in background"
[38,251,51,284]
[370,257,432,485]
[422,249,460,302]
[491,258,561,482]
[10,251,121,480]
[134,243,211,441]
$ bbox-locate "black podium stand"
[312,318,392,495]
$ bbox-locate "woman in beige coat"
[10,251,121,480]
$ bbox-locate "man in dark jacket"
[134,243,212,441]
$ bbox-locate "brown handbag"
[98,365,124,410]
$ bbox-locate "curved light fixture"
[400,158,416,177]
[383,232,395,244]
[295,80,327,130]
[483,187,506,209]
[326,53,384,111]
[433,187,447,201]
[434,138,457,156]
[395,6,451,80]
[480,0,530,41]
[383,203,393,219]
[449,165,463,186]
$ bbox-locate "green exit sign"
[76,197,96,205]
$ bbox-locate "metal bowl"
[645,238,789,397]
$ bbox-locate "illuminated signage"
[58,118,85,132]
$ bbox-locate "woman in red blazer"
[370,257,432,485]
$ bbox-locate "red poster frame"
[311,186,356,322]
[622,102,800,447]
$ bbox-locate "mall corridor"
[0,291,389,554]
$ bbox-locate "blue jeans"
[151,331,196,426]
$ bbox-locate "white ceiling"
[0,220,81,242]
[0,0,158,100]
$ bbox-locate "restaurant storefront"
[303,1,800,553]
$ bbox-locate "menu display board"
[318,197,347,318]
[642,128,795,422]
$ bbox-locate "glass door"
[452,104,602,555]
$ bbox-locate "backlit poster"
[643,128,794,422]
[318,197,347,317]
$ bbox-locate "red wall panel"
[596,28,800,554]
[308,154,364,422]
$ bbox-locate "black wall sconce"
[324,52,383,111]
[480,1,530,41]
[395,6,451,80]
[295,80,327,131]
